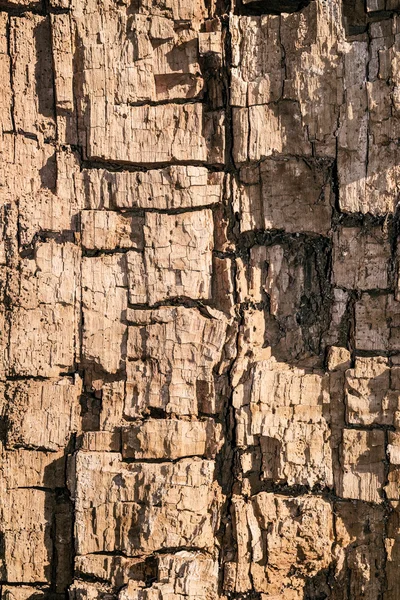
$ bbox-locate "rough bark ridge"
[0,0,400,598]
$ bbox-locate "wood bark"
[0,0,399,598]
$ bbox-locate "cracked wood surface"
[1,0,400,599]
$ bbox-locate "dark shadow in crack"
[33,18,55,121]
[235,0,312,16]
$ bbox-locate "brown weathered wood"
[0,0,399,598]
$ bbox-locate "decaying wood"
[0,0,399,598]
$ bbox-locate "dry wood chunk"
[225,493,333,595]
[86,101,225,166]
[386,433,400,500]
[154,552,218,599]
[72,0,209,108]
[213,255,235,315]
[118,552,219,600]
[327,346,351,371]
[345,357,400,426]
[5,376,82,451]
[82,167,224,211]
[232,166,263,231]
[234,358,332,487]
[121,418,223,460]
[236,241,331,363]
[18,150,83,245]
[0,14,13,134]
[388,431,400,466]
[82,254,128,374]
[335,502,385,599]
[233,158,333,235]
[260,158,333,235]
[338,18,400,215]
[386,467,400,501]
[230,15,282,108]
[0,447,65,489]
[355,293,400,352]
[79,431,121,452]
[0,488,54,582]
[338,41,369,214]
[9,241,80,377]
[0,137,82,248]
[231,4,341,163]
[51,13,77,144]
[72,452,220,556]
[129,0,208,21]
[0,135,56,205]
[338,429,386,502]
[136,210,214,304]
[333,226,390,290]
[81,211,144,251]
[51,14,74,112]
[233,102,312,165]
[126,306,227,417]
[0,588,49,600]
[69,582,113,600]
[98,380,126,431]
[280,2,342,157]
[10,15,55,139]
[74,553,152,589]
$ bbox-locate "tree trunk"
[0,0,398,598]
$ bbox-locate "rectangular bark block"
[334,502,385,599]
[82,254,128,374]
[82,167,224,210]
[5,376,82,451]
[333,226,391,290]
[72,452,220,556]
[0,588,49,600]
[18,150,83,245]
[230,5,340,163]
[1,448,65,489]
[225,493,333,595]
[345,357,400,426]
[386,433,400,500]
[126,306,227,416]
[230,15,282,108]
[234,358,332,487]
[86,101,225,166]
[51,14,74,112]
[9,241,80,377]
[72,552,218,599]
[72,0,210,108]
[121,418,223,460]
[10,15,55,139]
[74,553,151,589]
[338,429,386,502]
[236,240,331,363]
[81,211,144,251]
[0,135,61,220]
[338,20,400,214]
[0,488,54,582]
[129,210,214,304]
[355,294,400,352]
[233,158,333,235]
[233,102,312,164]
